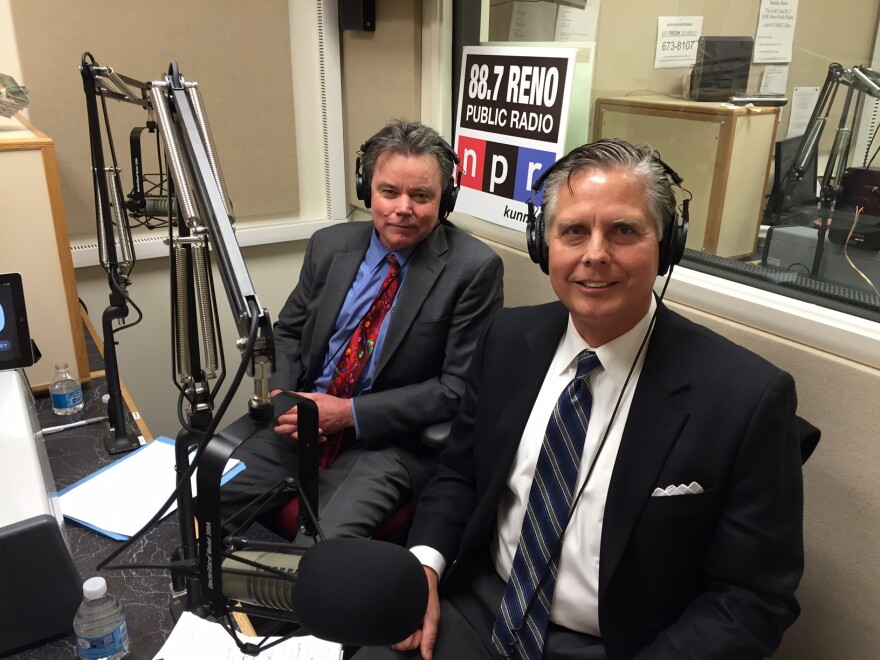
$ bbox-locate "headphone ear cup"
[657,213,675,276]
[656,211,688,276]
[355,154,371,209]
[526,203,549,275]
[672,214,688,266]
[446,177,459,217]
[439,174,459,220]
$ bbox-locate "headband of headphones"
[525,145,689,276]
[355,134,461,220]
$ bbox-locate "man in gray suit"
[221,120,504,541]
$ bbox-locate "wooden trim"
[233,611,257,637]
[596,95,748,118]
[40,137,91,384]
[703,116,738,254]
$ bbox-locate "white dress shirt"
[413,300,655,636]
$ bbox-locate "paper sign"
[454,45,577,232]
[655,16,702,69]
[554,1,601,42]
[509,1,557,42]
[760,65,790,94]
[755,0,798,63]
[787,86,820,139]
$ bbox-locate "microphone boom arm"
[776,62,880,277]
[81,54,323,650]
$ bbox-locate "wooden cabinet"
[594,96,778,258]
[0,115,88,389]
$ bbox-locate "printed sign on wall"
[454,45,577,232]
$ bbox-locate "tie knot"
[575,350,600,381]
[386,253,400,272]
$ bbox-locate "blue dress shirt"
[313,230,414,434]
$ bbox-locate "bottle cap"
[83,576,108,600]
[55,362,69,371]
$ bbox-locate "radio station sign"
[454,46,576,232]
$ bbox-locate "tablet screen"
[0,273,35,370]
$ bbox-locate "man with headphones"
[220,120,503,541]
[357,138,803,659]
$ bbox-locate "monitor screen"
[764,136,818,219]
[0,273,35,371]
[689,36,754,102]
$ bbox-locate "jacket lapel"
[487,303,570,497]
[456,303,569,569]
[598,306,691,598]
[306,227,370,380]
[374,224,448,375]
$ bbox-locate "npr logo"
[457,136,558,203]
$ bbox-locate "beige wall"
[8,0,298,240]
[341,0,423,207]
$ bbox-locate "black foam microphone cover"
[292,538,429,647]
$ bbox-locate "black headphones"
[526,150,689,276]
[355,136,461,221]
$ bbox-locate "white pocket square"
[651,481,704,497]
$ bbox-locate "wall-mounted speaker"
[339,0,376,32]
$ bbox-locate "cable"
[843,206,880,296]
[317,249,411,376]
[98,299,262,571]
[505,264,674,648]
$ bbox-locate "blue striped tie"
[491,349,601,659]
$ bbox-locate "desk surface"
[6,315,180,660]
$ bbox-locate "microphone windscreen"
[292,538,429,647]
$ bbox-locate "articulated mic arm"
[82,55,321,645]
[779,62,880,276]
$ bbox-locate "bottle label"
[51,387,83,410]
[76,620,129,659]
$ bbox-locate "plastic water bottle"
[50,362,84,415]
[73,577,130,659]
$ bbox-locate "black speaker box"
[689,36,754,102]
[0,515,82,654]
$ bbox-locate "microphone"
[221,549,302,611]
[221,538,429,647]
[294,538,428,646]
[126,195,173,218]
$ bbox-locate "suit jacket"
[409,301,804,659]
[269,220,503,491]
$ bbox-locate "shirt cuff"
[410,545,446,578]
[350,399,361,438]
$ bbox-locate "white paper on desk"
[153,611,343,660]
[58,436,244,540]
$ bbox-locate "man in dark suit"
[357,139,803,659]
[221,120,503,540]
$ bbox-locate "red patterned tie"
[321,254,400,469]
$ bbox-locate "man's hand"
[273,391,354,440]
[392,566,440,660]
